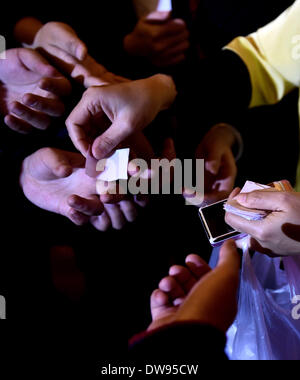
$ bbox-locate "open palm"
[20,148,104,225]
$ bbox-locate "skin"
[149,240,240,333]
[183,124,238,206]
[66,75,177,159]
[124,11,190,67]
[225,186,300,256]
[20,148,104,226]
[15,19,128,89]
[20,147,147,231]
[0,48,71,133]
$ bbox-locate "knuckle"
[247,192,262,206]
[101,134,115,150]
[256,228,270,242]
[278,192,291,206]
[23,93,36,106]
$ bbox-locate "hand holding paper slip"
[224,181,271,221]
[85,147,130,181]
[224,180,294,221]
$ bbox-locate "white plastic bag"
[226,238,300,360]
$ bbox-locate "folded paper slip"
[85,147,130,181]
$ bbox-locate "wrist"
[148,74,177,111]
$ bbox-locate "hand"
[90,199,146,231]
[185,124,238,206]
[149,240,240,333]
[225,186,300,256]
[30,21,88,68]
[124,11,190,67]
[20,148,104,225]
[92,136,176,230]
[69,54,129,88]
[66,75,177,158]
[0,48,71,133]
[16,19,126,89]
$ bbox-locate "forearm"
[14,17,43,45]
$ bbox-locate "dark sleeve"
[173,49,252,155]
[128,322,228,361]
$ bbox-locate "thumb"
[39,148,80,179]
[217,240,240,273]
[19,48,61,78]
[92,119,131,160]
[146,11,172,23]
[234,190,288,211]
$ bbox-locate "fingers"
[8,101,51,130]
[234,190,292,212]
[104,203,126,230]
[51,23,88,61]
[150,289,172,320]
[66,208,90,226]
[225,212,263,239]
[4,114,33,134]
[119,200,138,222]
[38,148,84,179]
[159,275,186,301]
[229,188,241,200]
[92,119,131,160]
[39,76,72,96]
[168,266,197,294]
[18,48,60,78]
[146,11,172,23]
[66,89,102,156]
[90,211,112,232]
[68,195,104,216]
[134,194,149,208]
[217,240,240,273]
[173,240,240,332]
[149,18,188,40]
[22,94,65,117]
[185,254,211,278]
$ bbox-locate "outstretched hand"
[20,148,104,225]
[149,240,240,333]
[66,74,177,158]
[0,48,71,133]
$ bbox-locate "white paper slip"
[96,148,130,182]
[224,181,271,221]
[156,0,172,11]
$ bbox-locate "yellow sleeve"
[226,0,300,108]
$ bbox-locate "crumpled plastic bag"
[226,238,300,360]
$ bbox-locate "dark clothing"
[129,322,228,361]
[0,1,298,366]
